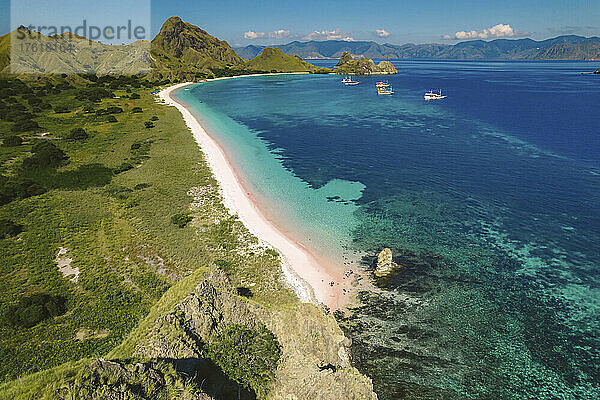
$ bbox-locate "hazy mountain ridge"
[234,35,600,60]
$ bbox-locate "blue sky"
[1,0,599,45]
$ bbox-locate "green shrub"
[107,115,117,123]
[75,87,113,102]
[0,179,46,205]
[144,121,154,129]
[53,104,70,113]
[208,324,281,398]
[114,162,134,174]
[171,213,192,228]
[67,127,88,141]
[12,119,40,133]
[0,219,23,238]
[4,293,67,328]
[131,107,142,113]
[150,116,158,121]
[3,135,23,146]
[22,141,67,169]
[130,93,140,99]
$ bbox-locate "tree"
[0,219,23,238]
[3,135,23,146]
[67,127,88,141]
[22,141,67,169]
[207,324,281,398]
[171,213,192,228]
[11,119,40,133]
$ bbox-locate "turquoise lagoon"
[172,61,600,399]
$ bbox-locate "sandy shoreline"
[159,76,344,309]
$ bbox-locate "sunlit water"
[173,61,600,399]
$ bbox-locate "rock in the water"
[374,248,399,277]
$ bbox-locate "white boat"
[378,86,394,95]
[342,76,360,85]
[376,81,390,88]
[424,90,446,100]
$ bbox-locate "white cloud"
[445,24,522,40]
[375,29,391,38]
[244,31,266,39]
[268,29,290,39]
[244,29,291,40]
[303,28,354,41]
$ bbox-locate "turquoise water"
[172,62,600,399]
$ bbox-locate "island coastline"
[160,76,346,310]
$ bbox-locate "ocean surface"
[172,61,600,399]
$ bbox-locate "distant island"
[234,35,600,61]
[334,51,397,75]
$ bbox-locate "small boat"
[342,76,360,85]
[424,90,446,100]
[377,86,394,95]
[376,81,390,88]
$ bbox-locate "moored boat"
[424,90,446,100]
[378,85,394,95]
[342,76,360,85]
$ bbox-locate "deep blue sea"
[173,61,600,399]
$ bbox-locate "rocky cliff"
[111,268,377,400]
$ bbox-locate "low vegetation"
[0,74,296,394]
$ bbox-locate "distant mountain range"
[234,35,600,61]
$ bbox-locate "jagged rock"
[335,56,397,75]
[374,247,399,277]
[376,60,397,74]
[131,271,377,400]
[135,274,258,360]
[336,51,354,66]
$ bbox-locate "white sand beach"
[160,78,344,310]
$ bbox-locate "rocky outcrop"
[374,247,400,277]
[130,269,377,400]
[335,56,397,75]
[336,51,354,66]
[134,270,259,360]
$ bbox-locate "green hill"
[149,16,246,81]
[245,47,330,73]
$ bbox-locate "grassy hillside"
[0,74,376,399]
[1,27,150,75]
[245,47,330,73]
[0,75,296,383]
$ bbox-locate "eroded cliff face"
[126,269,377,400]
